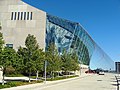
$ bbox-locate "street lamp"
[44,60,47,84]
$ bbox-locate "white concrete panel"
[16,21,26,28]
[8,5,27,12]
[26,20,36,28]
[0,6,8,12]
[0,0,46,50]
[7,20,16,28]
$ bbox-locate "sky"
[22,0,120,65]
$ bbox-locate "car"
[99,71,105,75]
[85,70,95,74]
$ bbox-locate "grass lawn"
[0,75,78,89]
[0,80,43,89]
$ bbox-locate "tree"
[0,32,5,85]
[25,34,39,82]
[17,34,45,82]
[61,50,79,75]
[23,34,46,82]
[70,52,79,74]
[46,43,62,78]
[25,34,39,52]
[61,50,72,75]
[0,32,4,52]
[33,48,44,80]
[1,47,20,73]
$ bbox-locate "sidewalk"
[1,74,90,90]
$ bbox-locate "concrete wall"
[0,0,46,50]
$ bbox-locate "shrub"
[5,66,15,75]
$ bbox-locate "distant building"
[115,62,120,73]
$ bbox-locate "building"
[115,62,120,73]
[0,0,113,69]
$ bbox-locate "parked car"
[99,71,105,75]
[85,70,95,74]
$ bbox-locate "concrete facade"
[0,0,46,50]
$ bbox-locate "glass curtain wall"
[46,14,95,65]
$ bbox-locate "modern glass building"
[46,14,95,65]
[0,0,114,70]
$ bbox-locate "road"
[2,73,117,90]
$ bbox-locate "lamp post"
[44,60,47,84]
[79,60,81,76]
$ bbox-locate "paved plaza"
[1,73,117,90]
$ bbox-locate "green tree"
[46,43,62,78]
[25,34,39,82]
[0,32,4,85]
[0,47,19,85]
[0,32,4,52]
[1,47,20,73]
[61,50,71,74]
[18,34,45,81]
[22,34,45,82]
[70,52,79,74]
[33,48,44,80]
[61,50,79,75]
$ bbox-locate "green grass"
[0,75,78,89]
[5,74,24,77]
[45,75,79,81]
[0,80,43,89]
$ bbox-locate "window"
[6,44,13,48]
[24,12,26,20]
[11,12,13,20]
[11,12,33,20]
[30,12,32,20]
[17,12,20,20]
[27,12,29,20]
[14,12,17,20]
[21,12,23,20]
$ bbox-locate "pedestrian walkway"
[1,73,117,90]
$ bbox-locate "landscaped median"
[0,75,79,89]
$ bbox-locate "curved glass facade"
[46,14,95,65]
[46,14,114,70]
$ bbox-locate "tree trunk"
[74,71,76,76]
[52,72,54,79]
[58,71,59,77]
[2,67,5,85]
[69,71,70,75]
[29,69,31,83]
[36,71,39,81]
[51,71,52,79]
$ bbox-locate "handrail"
[115,76,119,90]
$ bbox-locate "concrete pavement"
[1,73,117,90]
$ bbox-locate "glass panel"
[46,14,114,69]
[6,44,13,48]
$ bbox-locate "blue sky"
[22,0,120,63]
